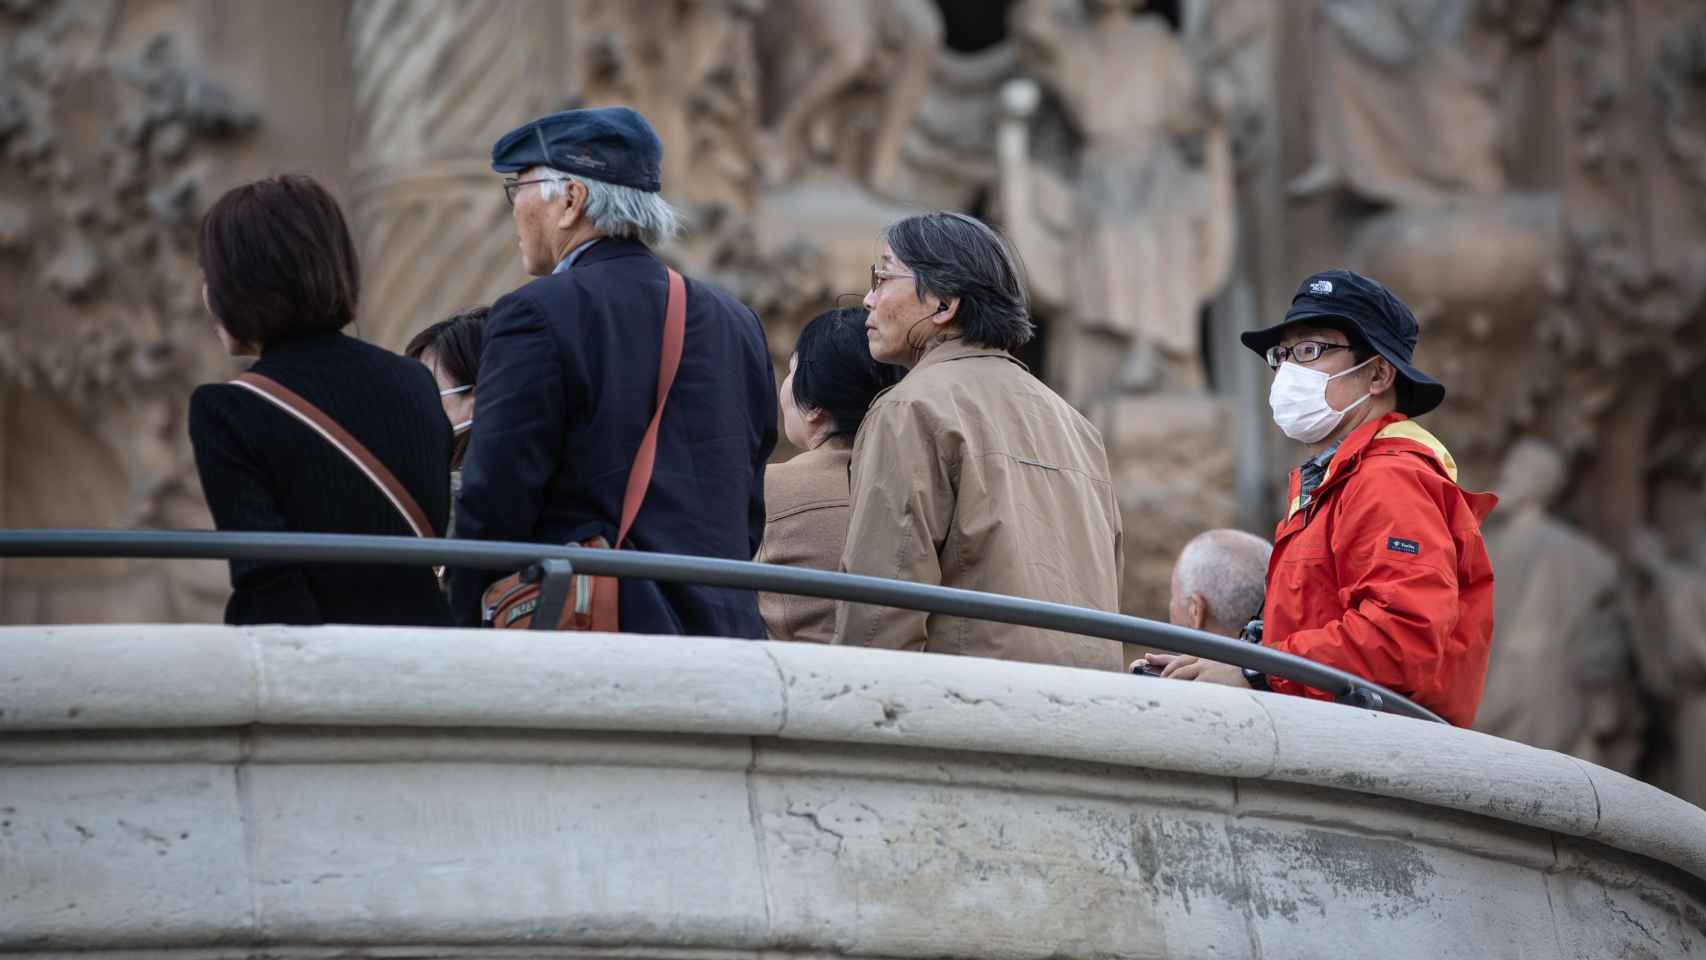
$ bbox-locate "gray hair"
[533,166,683,248]
[881,211,1035,351]
[1174,529,1273,632]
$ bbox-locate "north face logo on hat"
[1309,279,1333,294]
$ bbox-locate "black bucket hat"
[1240,268,1445,418]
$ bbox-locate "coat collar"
[907,336,1027,377]
[1284,412,1460,521]
[564,237,655,269]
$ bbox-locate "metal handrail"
[0,528,1446,724]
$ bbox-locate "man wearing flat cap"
[1143,269,1498,726]
[449,106,778,635]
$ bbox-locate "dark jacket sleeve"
[188,385,322,625]
[448,292,571,624]
[748,313,779,559]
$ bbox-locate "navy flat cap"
[1241,268,1446,417]
[490,106,663,193]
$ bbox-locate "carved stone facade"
[2,0,1703,807]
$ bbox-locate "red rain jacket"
[1264,412,1497,726]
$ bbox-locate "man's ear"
[802,404,831,427]
[932,296,962,329]
[1186,593,1208,632]
[1369,357,1398,396]
[553,180,584,231]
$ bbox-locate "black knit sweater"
[188,331,452,626]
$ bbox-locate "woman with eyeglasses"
[405,307,487,472]
[755,307,903,642]
[405,307,487,542]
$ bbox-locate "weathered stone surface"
[0,625,256,729]
[3,625,1705,957]
[1262,690,1601,837]
[767,639,1276,780]
[251,626,788,734]
[0,763,251,946]
[245,761,769,945]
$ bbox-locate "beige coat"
[836,338,1124,670]
[755,439,852,643]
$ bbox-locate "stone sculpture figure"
[1289,0,1502,205]
[574,0,766,246]
[754,0,943,196]
[1002,0,1235,403]
[1475,439,1640,772]
[1630,480,1706,809]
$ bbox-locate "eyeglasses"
[1264,340,1352,369]
[870,264,915,293]
[502,178,556,209]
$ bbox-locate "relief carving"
[1001,0,1236,404]
[1289,0,1502,205]
[346,0,565,351]
[754,0,943,198]
[1475,439,1642,772]
[0,2,256,623]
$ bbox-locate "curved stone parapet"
[2,625,1703,958]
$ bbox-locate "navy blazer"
[449,239,778,636]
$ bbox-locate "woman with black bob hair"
[755,306,902,642]
[839,211,1124,668]
[188,174,452,626]
[404,306,487,471]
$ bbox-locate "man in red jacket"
[1143,269,1497,726]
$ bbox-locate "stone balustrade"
[2,625,1703,958]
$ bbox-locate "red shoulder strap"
[227,372,436,539]
[614,267,686,548]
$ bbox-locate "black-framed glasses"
[502,178,555,209]
[1265,340,1352,369]
[870,264,915,293]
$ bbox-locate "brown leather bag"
[481,266,687,632]
[227,372,436,540]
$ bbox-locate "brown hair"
[198,174,360,347]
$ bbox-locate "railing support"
[529,557,577,631]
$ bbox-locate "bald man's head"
[1169,529,1274,637]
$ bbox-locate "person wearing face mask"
[405,308,485,467]
[405,307,486,542]
[837,212,1124,669]
[1143,269,1497,727]
[755,307,903,643]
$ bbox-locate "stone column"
[346,0,577,351]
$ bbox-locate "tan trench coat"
[835,338,1124,670]
[755,438,852,643]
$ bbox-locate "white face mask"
[451,419,472,436]
[440,385,472,398]
[1269,356,1375,443]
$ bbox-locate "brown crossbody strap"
[613,267,686,548]
[228,372,436,539]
